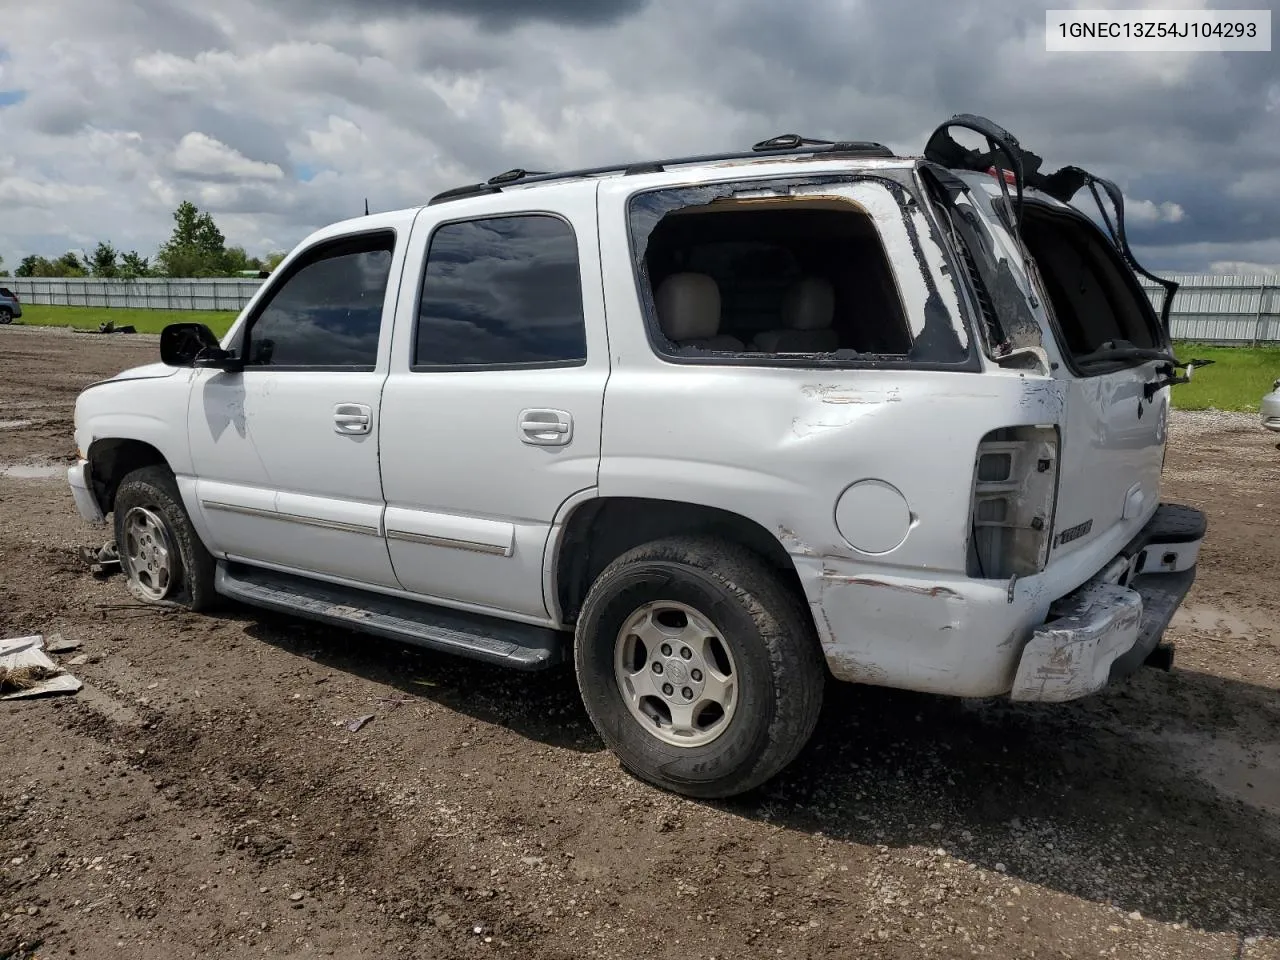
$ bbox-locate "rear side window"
[414,215,586,368]
[1021,207,1159,360]
[625,176,974,368]
[0,288,14,298]
[244,231,394,369]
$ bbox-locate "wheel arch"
[86,437,170,516]
[549,496,806,625]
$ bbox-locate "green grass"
[1169,341,1280,412]
[9,308,1277,412]
[15,304,237,337]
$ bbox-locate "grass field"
[13,304,238,337]
[8,307,1276,413]
[1169,341,1279,412]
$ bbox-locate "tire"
[574,536,825,799]
[113,465,217,611]
[0,308,12,324]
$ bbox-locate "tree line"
[1,201,286,280]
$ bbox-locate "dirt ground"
[1,324,1278,960]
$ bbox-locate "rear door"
[377,184,608,620]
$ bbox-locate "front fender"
[75,373,194,476]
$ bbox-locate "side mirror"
[160,323,221,367]
[193,346,244,372]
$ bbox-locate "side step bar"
[215,562,566,671]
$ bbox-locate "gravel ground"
[1,326,1278,960]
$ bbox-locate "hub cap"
[613,601,738,748]
[122,506,175,601]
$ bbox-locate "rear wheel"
[113,465,217,610]
[574,536,825,799]
[0,307,12,324]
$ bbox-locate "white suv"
[67,115,1206,798]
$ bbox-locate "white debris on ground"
[0,634,83,700]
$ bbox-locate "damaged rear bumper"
[1010,503,1205,703]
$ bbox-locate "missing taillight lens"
[967,426,1059,580]
[977,452,1012,482]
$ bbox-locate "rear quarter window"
[626,175,975,369]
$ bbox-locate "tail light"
[967,426,1059,579]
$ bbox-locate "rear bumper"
[1010,503,1205,702]
[1261,389,1280,432]
[67,460,105,525]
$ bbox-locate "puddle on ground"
[1148,729,1280,818]
[0,420,34,429]
[0,463,63,480]
[1171,603,1264,638]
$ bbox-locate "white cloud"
[0,0,1275,272]
[1209,261,1280,276]
[171,132,285,181]
[1126,199,1186,225]
[0,176,105,207]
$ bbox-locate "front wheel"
[574,536,825,799]
[113,465,217,610]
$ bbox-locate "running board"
[215,562,565,671]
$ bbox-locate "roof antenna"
[364,197,369,216]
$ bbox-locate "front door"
[378,185,608,620]
[187,226,409,588]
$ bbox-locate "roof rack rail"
[427,139,896,205]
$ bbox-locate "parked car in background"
[1262,379,1280,432]
[0,287,22,323]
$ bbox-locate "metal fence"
[4,277,264,312]
[5,273,1279,344]
[1139,275,1280,345]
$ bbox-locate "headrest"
[656,273,721,341]
[782,277,835,331]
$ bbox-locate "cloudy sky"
[1,0,1277,274]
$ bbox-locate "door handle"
[519,408,573,446]
[334,403,372,435]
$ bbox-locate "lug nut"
[662,683,674,696]
[660,643,672,657]
[680,647,692,660]
[681,687,693,700]
[652,662,664,674]
[691,669,703,682]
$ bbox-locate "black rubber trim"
[1118,503,1208,558]
[215,562,565,671]
[1108,568,1196,682]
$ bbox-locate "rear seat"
[751,277,839,353]
[655,273,745,350]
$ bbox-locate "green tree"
[0,254,8,278]
[16,255,43,277]
[223,245,264,275]
[155,201,230,277]
[16,253,86,277]
[263,251,286,272]
[56,251,87,276]
[119,251,150,280]
[89,242,119,278]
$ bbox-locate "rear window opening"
[638,199,915,357]
[1020,204,1160,364]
